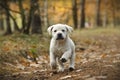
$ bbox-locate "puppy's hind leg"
[50,53,57,71]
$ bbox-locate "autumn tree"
[18,0,26,32]
[0,6,4,30]
[80,0,86,28]
[31,11,42,34]
[0,0,21,34]
[110,0,120,26]
[44,0,49,28]
[18,0,42,34]
[23,0,36,34]
[31,0,42,34]
[72,0,78,29]
[0,0,12,35]
[4,1,12,35]
[95,0,101,27]
[103,0,108,27]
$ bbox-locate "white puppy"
[47,24,75,72]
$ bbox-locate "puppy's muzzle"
[56,33,64,40]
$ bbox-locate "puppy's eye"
[62,29,65,32]
[54,30,57,32]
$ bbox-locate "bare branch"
[0,3,21,14]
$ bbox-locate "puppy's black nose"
[57,33,62,37]
[56,33,64,40]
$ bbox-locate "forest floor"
[0,27,120,80]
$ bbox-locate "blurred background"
[0,0,120,80]
[0,0,120,35]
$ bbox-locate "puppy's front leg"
[57,58,64,72]
[60,49,72,63]
[50,52,57,70]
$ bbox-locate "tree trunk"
[9,13,21,32]
[18,0,26,32]
[44,0,49,28]
[111,0,116,26]
[31,13,42,34]
[103,0,108,27]
[4,11,12,35]
[0,0,20,32]
[24,0,42,34]
[4,1,12,35]
[72,0,78,29]
[80,0,85,28]
[23,0,35,34]
[0,14,4,30]
[95,0,101,27]
[31,0,42,34]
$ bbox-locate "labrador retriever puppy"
[47,24,75,72]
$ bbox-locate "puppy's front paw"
[69,67,74,71]
[58,68,64,72]
[60,58,67,63]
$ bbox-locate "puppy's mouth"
[56,33,64,40]
[56,37,64,40]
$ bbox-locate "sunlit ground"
[0,27,120,80]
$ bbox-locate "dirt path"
[1,50,120,80]
[0,29,120,80]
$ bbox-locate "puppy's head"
[47,24,73,40]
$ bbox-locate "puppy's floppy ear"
[65,25,73,33]
[47,26,54,35]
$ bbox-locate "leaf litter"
[0,29,120,80]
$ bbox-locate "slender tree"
[23,0,35,34]
[80,0,86,28]
[72,0,78,29]
[1,0,12,35]
[44,0,49,28]
[0,0,21,33]
[111,0,116,26]
[31,0,42,34]
[95,0,101,27]
[31,12,42,34]
[18,0,42,34]
[18,0,26,32]
[103,0,108,27]
[0,6,4,30]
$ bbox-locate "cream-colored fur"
[47,24,75,72]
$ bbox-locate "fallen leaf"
[96,76,107,79]
[60,75,72,80]
[85,77,96,80]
